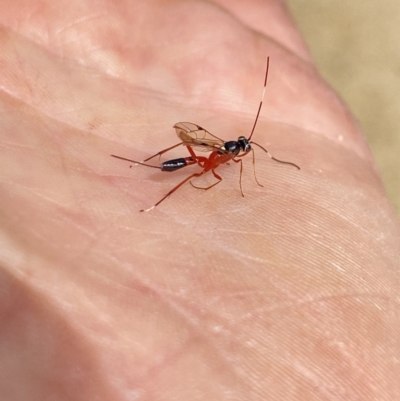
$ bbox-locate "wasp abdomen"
[161,157,194,172]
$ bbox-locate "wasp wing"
[173,122,226,153]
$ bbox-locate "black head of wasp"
[111,57,300,212]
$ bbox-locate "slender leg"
[232,150,263,193]
[141,170,206,212]
[186,146,207,168]
[112,144,205,170]
[112,143,185,167]
[186,155,208,168]
[232,151,253,196]
[111,153,208,171]
[238,159,244,197]
[190,169,223,190]
[251,148,263,187]
[232,158,244,197]
[144,143,208,169]
[111,154,161,169]
[142,142,184,162]
[143,143,207,165]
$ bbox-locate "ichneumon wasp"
[112,57,300,212]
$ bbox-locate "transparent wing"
[173,122,225,152]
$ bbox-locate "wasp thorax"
[220,141,240,155]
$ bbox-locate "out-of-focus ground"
[287,1,400,216]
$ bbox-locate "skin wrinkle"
[83,260,325,364]
[6,183,72,209]
[1,51,130,139]
[15,7,118,68]
[147,304,256,393]
[288,187,388,231]
[203,293,390,341]
[0,273,117,400]
[203,316,346,396]
[229,292,400,324]
[53,12,107,37]
[291,339,384,401]
[86,268,262,394]
[222,229,376,279]
[290,360,347,401]
[90,244,396,349]
[0,89,96,138]
[303,239,361,272]
[0,140,38,151]
[280,343,381,400]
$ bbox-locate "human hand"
[0,1,399,400]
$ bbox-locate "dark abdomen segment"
[161,157,194,172]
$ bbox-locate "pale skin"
[0,0,399,400]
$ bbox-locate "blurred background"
[287,1,400,216]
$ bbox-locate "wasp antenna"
[250,142,300,170]
[111,155,161,169]
[271,156,301,170]
[248,57,269,141]
[140,206,155,213]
